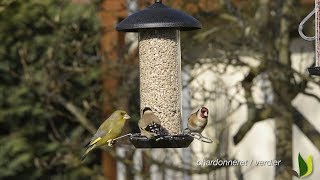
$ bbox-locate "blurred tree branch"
[233,105,274,144]
[55,95,97,134]
[293,107,320,150]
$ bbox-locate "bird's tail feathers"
[81,144,95,161]
[88,137,101,146]
[81,153,87,161]
[84,140,90,148]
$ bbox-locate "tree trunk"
[99,0,127,179]
[275,115,292,180]
[274,0,293,179]
[142,150,151,180]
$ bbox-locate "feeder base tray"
[129,134,194,148]
[308,67,320,76]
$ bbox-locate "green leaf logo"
[291,153,313,178]
[298,153,308,177]
[301,155,313,178]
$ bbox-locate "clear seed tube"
[139,29,182,134]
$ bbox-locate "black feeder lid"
[130,134,194,148]
[116,0,202,32]
[308,67,320,76]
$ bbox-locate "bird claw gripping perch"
[107,139,116,147]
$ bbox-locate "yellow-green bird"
[82,110,130,160]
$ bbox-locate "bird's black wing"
[145,122,161,135]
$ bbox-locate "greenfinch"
[82,110,130,160]
[138,107,162,139]
[187,107,208,134]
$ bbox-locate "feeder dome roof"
[116,0,202,32]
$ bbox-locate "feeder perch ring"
[108,133,133,147]
[107,133,195,148]
[129,133,194,148]
[186,132,214,144]
[308,66,320,75]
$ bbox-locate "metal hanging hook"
[298,8,316,41]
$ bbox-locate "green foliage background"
[0,0,104,179]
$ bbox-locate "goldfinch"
[187,107,208,134]
[138,107,162,139]
[82,110,130,160]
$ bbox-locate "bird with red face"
[187,107,209,134]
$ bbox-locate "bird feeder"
[299,0,320,75]
[116,0,201,148]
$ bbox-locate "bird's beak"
[124,114,131,120]
[204,111,208,117]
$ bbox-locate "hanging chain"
[298,1,320,67]
[315,0,320,66]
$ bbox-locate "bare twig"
[293,107,320,150]
[56,95,97,134]
[233,105,274,144]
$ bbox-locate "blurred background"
[0,0,319,179]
